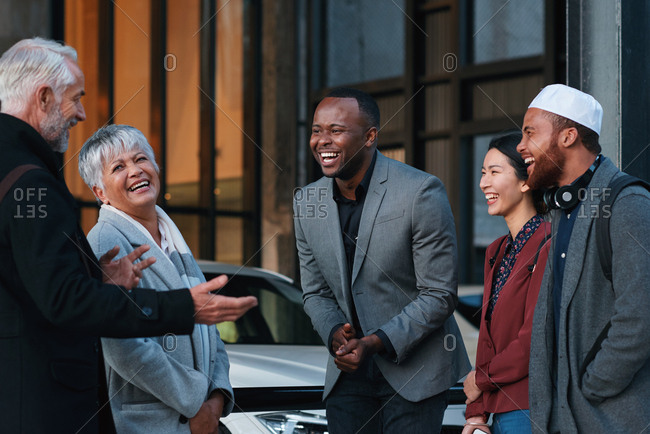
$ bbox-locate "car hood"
[226,344,328,388]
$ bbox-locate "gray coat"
[294,152,471,402]
[529,157,650,433]
[88,208,234,433]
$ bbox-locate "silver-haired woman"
[79,124,249,433]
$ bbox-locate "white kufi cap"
[528,84,603,135]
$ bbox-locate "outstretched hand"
[190,275,258,325]
[99,245,156,290]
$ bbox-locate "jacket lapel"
[483,237,507,338]
[560,158,617,308]
[324,179,352,309]
[351,153,388,286]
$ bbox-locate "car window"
[204,273,322,345]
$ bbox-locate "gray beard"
[40,108,69,153]
[49,132,69,153]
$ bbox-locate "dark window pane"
[216,217,243,264]
[471,0,544,64]
[324,0,405,86]
[425,8,454,76]
[469,74,544,121]
[168,213,201,256]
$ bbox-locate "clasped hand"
[332,323,383,373]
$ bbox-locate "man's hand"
[99,245,156,290]
[190,275,258,325]
[189,391,225,434]
[463,370,482,404]
[334,333,384,373]
[331,323,355,354]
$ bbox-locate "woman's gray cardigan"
[87,208,234,433]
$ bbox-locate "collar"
[562,154,602,214]
[0,113,62,179]
[333,150,377,203]
[507,214,544,246]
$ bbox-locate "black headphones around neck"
[542,155,601,210]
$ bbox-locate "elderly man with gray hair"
[0,37,256,433]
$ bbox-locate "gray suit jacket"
[294,152,470,401]
[529,157,650,433]
[88,208,233,433]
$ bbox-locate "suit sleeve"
[208,326,235,416]
[475,236,550,391]
[581,190,650,401]
[465,394,488,421]
[4,170,194,337]
[294,191,348,346]
[379,176,459,362]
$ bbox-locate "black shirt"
[553,155,601,345]
[329,151,395,358]
[333,151,377,279]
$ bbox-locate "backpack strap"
[0,164,42,204]
[488,236,508,267]
[597,174,650,281]
[528,230,552,273]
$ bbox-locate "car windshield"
[203,272,323,346]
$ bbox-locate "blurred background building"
[1,0,648,284]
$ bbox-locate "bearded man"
[0,37,256,433]
[518,84,650,433]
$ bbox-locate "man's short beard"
[323,146,368,180]
[40,105,69,153]
[527,130,565,189]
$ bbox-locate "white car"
[198,261,466,434]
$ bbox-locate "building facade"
[1,0,647,284]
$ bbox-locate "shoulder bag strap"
[0,164,42,204]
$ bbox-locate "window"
[320,0,406,87]
[64,0,257,263]
[470,0,544,64]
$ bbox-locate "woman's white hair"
[0,37,78,114]
[79,124,159,192]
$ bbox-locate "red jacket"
[465,221,551,419]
